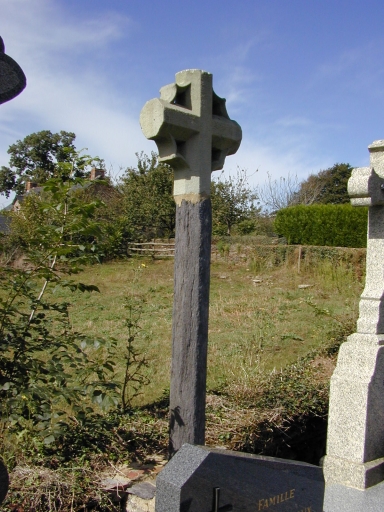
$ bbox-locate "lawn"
[1,247,365,511]
[49,249,364,405]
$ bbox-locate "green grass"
[48,252,363,405]
[2,249,365,511]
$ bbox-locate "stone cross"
[0,36,26,105]
[323,140,384,489]
[140,69,242,455]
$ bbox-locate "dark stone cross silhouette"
[140,69,242,455]
[0,36,26,105]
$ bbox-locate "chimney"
[25,181,38,192]
[90,168,105,180]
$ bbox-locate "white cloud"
[0,0,145,175]
[275,116,312,128]
[0,0,357,203]
[1,0,130,55]
[221,136,332,192]
[213,37,267,114]
[309,41,384,99]
[223,66,261,110]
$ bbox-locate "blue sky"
[1,0,384,206]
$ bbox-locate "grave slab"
[324,480,384,511]
[155,443,324,511]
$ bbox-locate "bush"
[274,204,368,247]
[0,178,121,447]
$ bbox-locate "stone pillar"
[140,69,242,455]
[323,140,384,489]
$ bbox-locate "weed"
[217,240,231,259]
[120,297,150,412]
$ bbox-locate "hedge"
[274,204,368,248]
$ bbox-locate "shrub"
[0,178,121,447]
[274,204,368,247]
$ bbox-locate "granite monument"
[324,140,384,490]
[156,443,325,512]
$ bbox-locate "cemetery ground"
[1,245,365,510]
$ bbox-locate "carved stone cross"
[347,140,384,334]
[324,140,384,489]
[140,69,241,455]
[140,69,241,203]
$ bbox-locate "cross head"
[140,69,242,203]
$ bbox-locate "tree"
[5,148,105,255]
[119,155,261,240]
[211,169,259,235]
[257,172,301,213]
[118,152,176,241]
[294,173,326,206]
[0,130,103,197]
[297,163,353,205]
[258,163,354,213]
[2,134,123,260]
